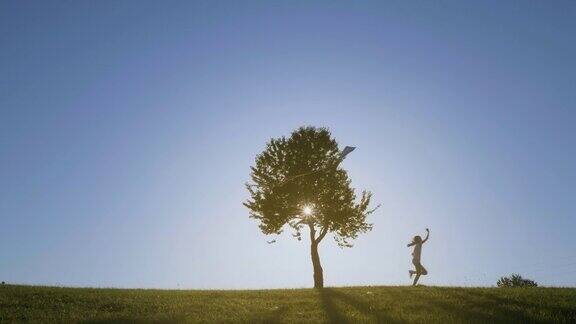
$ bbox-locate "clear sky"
[1,1,575,289]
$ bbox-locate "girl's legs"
[413,273,421,286]
[412,261,427,286]
[420,264,428,276]
[409,259,418,278]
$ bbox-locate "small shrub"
[497,274,538,287]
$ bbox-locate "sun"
[303,206,313,216]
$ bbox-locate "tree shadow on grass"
[319,288,402,323]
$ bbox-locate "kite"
[340,146,356,160]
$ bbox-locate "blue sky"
[1,1,575,288]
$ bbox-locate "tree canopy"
[245,126,377,287]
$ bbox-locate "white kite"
[340,146,356,160]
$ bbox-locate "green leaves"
[244,126,377,247]
[497,274,538,287]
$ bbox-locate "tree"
[244,126,377,288]
[497,274,538,288]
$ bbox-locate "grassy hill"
[1,284,575,323]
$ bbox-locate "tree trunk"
[310,241,324,288]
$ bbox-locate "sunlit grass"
[1,284,575,322]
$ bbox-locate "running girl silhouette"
[407,228,429,286]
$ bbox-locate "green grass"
[1,284,575,323]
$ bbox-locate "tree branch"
[315,226,329,244]
[308,223,317,243]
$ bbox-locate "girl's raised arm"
[422,228,430,243]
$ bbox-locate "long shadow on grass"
[465,289,576,323]
[402,288,547,323]
[319,288,401,323]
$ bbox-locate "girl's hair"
[413,235,422,243]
